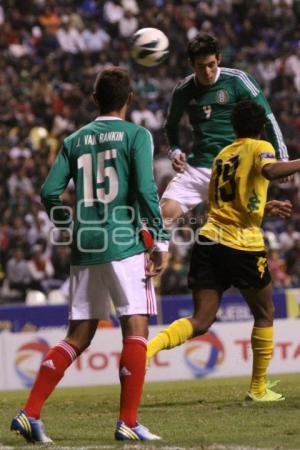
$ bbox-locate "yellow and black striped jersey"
[200,138,277,251]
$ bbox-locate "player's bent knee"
[81,338,93,352]
[160,199,183,225]
[191,315,215,336]
[66,336,92,353]
[161,200,175,221]
[193,326,209,336]
[192,322,210,336]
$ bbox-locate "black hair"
[187,33,220,63]
[93,67,132,114]
[231,100,267,138]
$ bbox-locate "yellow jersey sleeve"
[254,140,277,173]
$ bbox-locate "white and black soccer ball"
[131,27,169,67]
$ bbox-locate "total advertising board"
[0,319,299,391]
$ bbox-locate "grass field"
[0,374,299,450]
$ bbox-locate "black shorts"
[188,236,271,292]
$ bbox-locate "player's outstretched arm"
[262,159,300,180]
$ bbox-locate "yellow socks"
[147,318,194,359]
[250,326,274,397]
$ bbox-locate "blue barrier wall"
[0,289,288,332]
[161,290,287,323]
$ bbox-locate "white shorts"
[161,164,212,213]
[69,253,156,320]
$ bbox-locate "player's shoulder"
[128,124,154,156]
[132,124,154,146]
[63,121,95,146]
[122,120,152,140]
[216,142,233,159]
[122,119,141,132]
[220,66,250,78]
[238,139,275,163]
[220,67,260,91]
[220,66,258,83]
[174,74,195,92]
[255,139,274,149]
[255,139,276,154]
[215,138,268,159]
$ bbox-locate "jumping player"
[162,33,291,224]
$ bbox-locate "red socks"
[119,336,147,428]
[24,335,147,426]
[24,340,79,419]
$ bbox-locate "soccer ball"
[131,27,169,67]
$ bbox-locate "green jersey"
[166,67,288,168]
[41,117,169,266]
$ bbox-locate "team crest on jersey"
[216,90,229,104]
[247,189,260,214]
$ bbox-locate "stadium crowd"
[1,0,300,303]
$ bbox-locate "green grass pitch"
[1,373,299,449]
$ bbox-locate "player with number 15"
[11,67,169,443]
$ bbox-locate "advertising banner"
[1,319,299,391]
